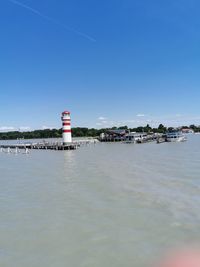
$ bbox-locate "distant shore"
[0,124,199,140]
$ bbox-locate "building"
[99,129,127,142]
[181,128,194,134]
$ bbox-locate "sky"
[1,0,200,131]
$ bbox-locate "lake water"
[0,135,200,267]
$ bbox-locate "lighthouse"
[61,111,72,144]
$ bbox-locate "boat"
[166,131,187,142]
[124,133,136,143]
[123,132,148,144]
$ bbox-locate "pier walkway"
[0,139,99,151]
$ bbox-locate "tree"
[144,124,152,133]
[118,126,128,130]
[157,124,167,133]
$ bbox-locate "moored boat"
[166,131,187,142]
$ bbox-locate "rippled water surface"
[1,136,200,267]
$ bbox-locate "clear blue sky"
[1,0,200,131]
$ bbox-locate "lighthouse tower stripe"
[63,122,71,126]
[63,130,71,133]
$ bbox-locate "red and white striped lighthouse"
[61,111,72,144]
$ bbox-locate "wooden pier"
[0,139,99,152]
[32,143,79,150]
[0,142,79,151]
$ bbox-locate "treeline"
[0,129,62,140]
[186,124,200,132]
[0,128,100,140]
[0,124,199,140]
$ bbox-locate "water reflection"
[63,150,76,168]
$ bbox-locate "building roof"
[106,129,127,136]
